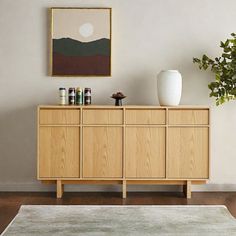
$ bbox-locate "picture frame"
[50,7,112,77]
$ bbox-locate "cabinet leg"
[122,180,127,199]
[57,180,64,198]
[184,180,191,199]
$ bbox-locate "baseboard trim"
[192,184,236,192]
[0,182,236,192]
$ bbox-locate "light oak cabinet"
[37,106,210,199]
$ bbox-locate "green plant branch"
[193,33,236,105]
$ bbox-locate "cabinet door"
[39,127,80,178]
[167,127,209,179]
[83,127,122,178]
[125,127,165,178]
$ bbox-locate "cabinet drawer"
[83,109,123,125]
[168,109,209,125]
[126,109,166,125]
[40,109,80,125]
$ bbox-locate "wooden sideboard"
[37,105,210,198]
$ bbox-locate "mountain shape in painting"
[52,38,111,76]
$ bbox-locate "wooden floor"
[1,192,236,234]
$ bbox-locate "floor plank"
[1,192,236,234]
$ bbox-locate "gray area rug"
[2,205,236,236]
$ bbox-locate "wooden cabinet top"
[38,105,210,109]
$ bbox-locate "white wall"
[0,0,236,192]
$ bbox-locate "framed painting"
[50,8,112,77]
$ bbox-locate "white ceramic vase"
[157,70,182,106]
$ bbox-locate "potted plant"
[193,33,236,105]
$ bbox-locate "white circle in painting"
[79,23,94,38]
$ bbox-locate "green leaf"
[224,47,231,53]
[215,73,221,81]
[225,39,230,47]
[202,54,209,61]
[220,97,225,104]
[210,91,219,97]
[193,57,201,63]
[220,41,225,48]
[203,64,208,70]
[208,82,219,89]
[231,88,236,95]
[222,53,231,59]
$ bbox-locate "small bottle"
[84,88,91,105]
[59,88,66,105]
[68,88,76,105]
[76,87,83,105]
